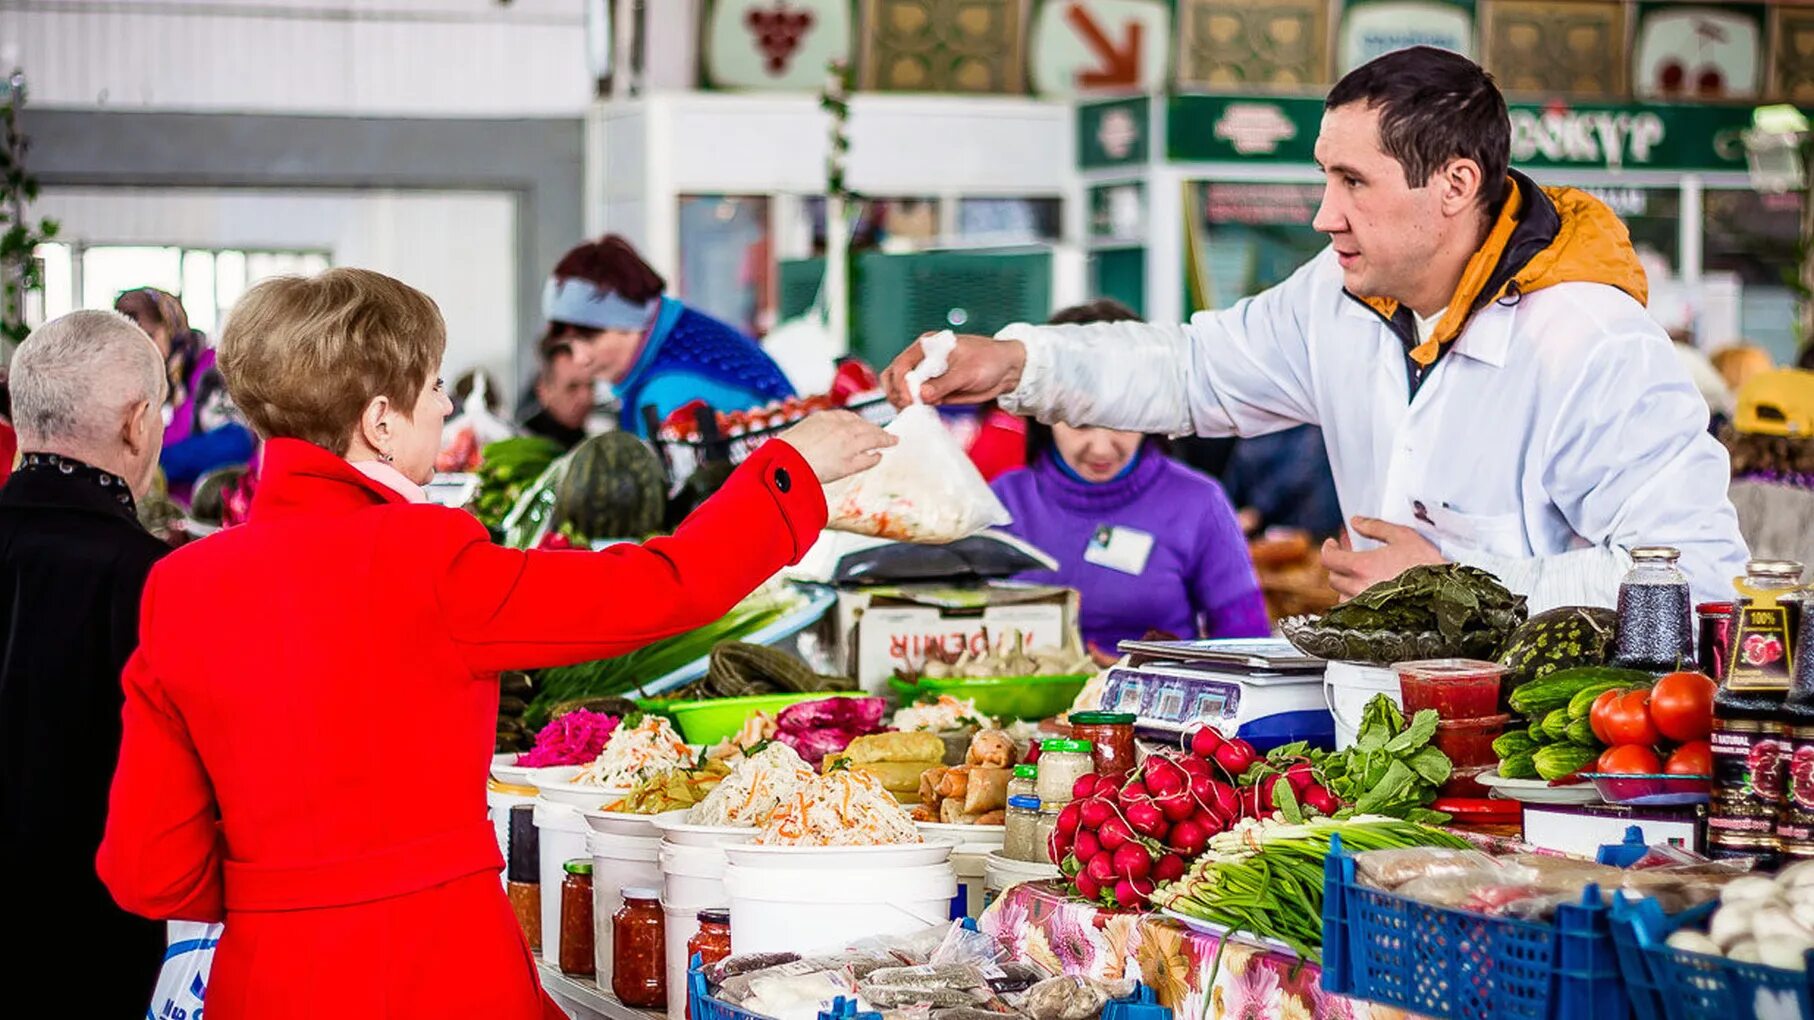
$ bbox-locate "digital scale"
[1104,639,1335,752]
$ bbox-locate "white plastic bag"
[821,333,1010,545]
[438,374,518,473]
[149,921,221,1019]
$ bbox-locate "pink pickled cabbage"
[518,710,620,768]
[775,697,888,765]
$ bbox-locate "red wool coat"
[98,436,826,1018]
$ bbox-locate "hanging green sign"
[1078,97,1151,169]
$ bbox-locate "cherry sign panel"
[702,0,854,91]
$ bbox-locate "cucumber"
[1508,666,1654,717]
[1528,718,1551,744]
[1567,680,1650,720]
[1499,751,1539,780]
[1493,731,1538,759]
[1541,707,1572,741]
[1533,743,1599,781]
[1565,717,1598,747]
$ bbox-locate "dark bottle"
[1711,560,1804,865]
[1612,547,1695,672]
[1778,593,1814,860]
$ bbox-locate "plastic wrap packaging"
[1013,976,1136,1020]
[1354,849,1510,891]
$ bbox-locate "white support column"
[1679,174,1705,343]
[643,95,680,288]
[1144,167,1185,326]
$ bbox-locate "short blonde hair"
[1711,344,1775,396]
[219,268,446,454]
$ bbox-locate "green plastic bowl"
[888,674,1090,722]
[649,691,871,745]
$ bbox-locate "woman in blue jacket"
[541,235,795,437]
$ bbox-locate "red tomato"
[1589,689,1623,744]
[1665,741,1713,777]
[1597,745,1663,775]
[1598,690,1660,747]
[1649,672,1716,743]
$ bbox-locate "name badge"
[1084,526,1155,576]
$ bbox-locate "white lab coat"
[996,248,1750,611]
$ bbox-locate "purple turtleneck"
[990,449,1271,653]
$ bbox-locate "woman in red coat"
[97,268,891,1018]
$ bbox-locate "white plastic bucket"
[659,839,730,909]
[723,861,955,955]
[1324,661,1402,750]
[952,847,989,920]
[533,798,590,966]
[589,829,661,992]
[487,783,538,886]
[982,851,1059,911]
[661,901,711,1020]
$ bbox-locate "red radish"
[1154,853,1187,883]
[1120,778,1153,803]
[1302,785,1341,816]
[1284,763,1317,794]
[1072,774,1100,801]
[1215,739,1257,776]
[1113,879,1142,907]
[1259,774,1281,806]
[1099,818,1133,852]
[1057,801,1082,836]
[1144,757,1187,796]
[1086,851,1116,884]
[1129,876,1155,898]
[1179,754,1211,778]
[1050,830,1071,864]
[1075,870,1102,902]
[1156,789,1195,822]
[1189,771,1219,807]
[1074,830,1102,863]
[1113,843,1153,880]
[1210,783,1240,820]
[1169,818,1210,856]
[1079,797,1115,829]
[1126,800,1169,839]
[1191,726,1227,759]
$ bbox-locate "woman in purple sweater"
[990,300,1271,663]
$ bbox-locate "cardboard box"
[835,582,1081,694]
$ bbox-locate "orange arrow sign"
[1065,1,1144,90]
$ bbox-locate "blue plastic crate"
[1320,833,1627,1020]
[1607,894,1813,1020]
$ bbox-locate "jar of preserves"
[612,888,666,1009]
[558,859,595,977]
[1034,804,1064,865]
[1003,794,1043,862]
[1069,712,1137,776]
[686,908,732,968]
[1007,764,1037,803]
[1035,739,1094,804]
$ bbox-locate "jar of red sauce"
[558,859,595,977]
[1070,712,1137,776]
[686,908,731,968]
[612,888,666,1009]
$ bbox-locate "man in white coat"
[883,47,1748,611]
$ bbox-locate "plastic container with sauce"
[612,888,666,1009]
[1036,739,1094,804]
[1003,794,1043,863]
[1070,712,1137,777]
[1395,659,1506,719]
[1007,764,1037,803]
[558,859,595,977]
[1432,713,1512,768]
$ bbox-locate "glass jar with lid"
[558,859,594,977]
[1036,739,1094,804]
[612,888,667,1009]
[1008,764,1037,803]
[1003,794,1043,862]
[686,908,732,969]
[1612,546,1694,673]
[1034,804,1064,865]
[1069,712,1137,776]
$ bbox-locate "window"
[31,243,331,335]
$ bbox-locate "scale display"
[1104,667,1242,727]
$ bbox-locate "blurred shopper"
[0,310,170,1016]
[542,235,795,437]
[991,300,1269,664]
[1670,328,1735,427]
[1711,343,1775,396]
[116,287,254,501]
[98,268,891,1019]
[1220,426,1344,540]
[885,47,1746,611]
[521,343,592,450]
[1723,368,1814,567]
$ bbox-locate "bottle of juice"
[1710,560,1803,866]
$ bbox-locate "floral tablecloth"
[979,881,1411,1020]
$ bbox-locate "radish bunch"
[1052,726,1346,909]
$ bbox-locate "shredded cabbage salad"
[755,768,924,846]
[518,710,621,768]
[573,715,692,788]
[687,742,815,826]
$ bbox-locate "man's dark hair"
[1047,298,1141,327]
[1325,46,1511,210]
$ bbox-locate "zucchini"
[1493,731,1538,759]
[1499,751,1539,779]
[1533,743,1599,781]
[1565,717,1598,747]
[1541,707,1572,741]
[1567,679,1646,720]
[1508,666,1654,717]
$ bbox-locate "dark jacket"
[0,453,170,1015]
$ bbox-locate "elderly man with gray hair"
[0,309,171,1015]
